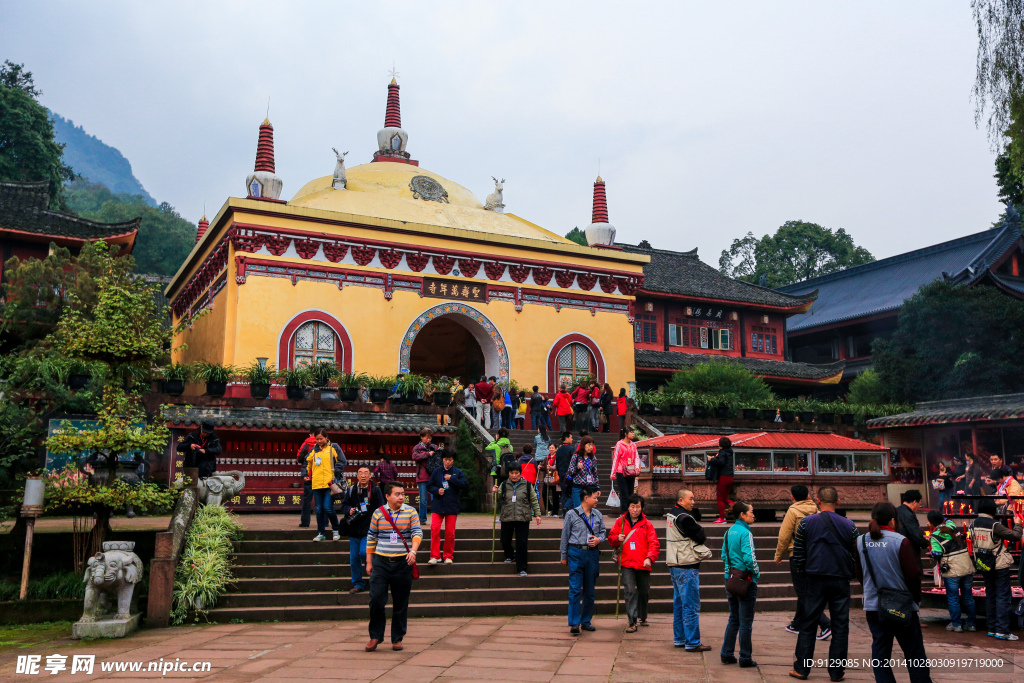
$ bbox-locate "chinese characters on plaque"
[422,278,487,302]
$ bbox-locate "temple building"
[166,80,648,392]
[779,216,1024,390]
[620,242,844,391]
[0,180,138,285]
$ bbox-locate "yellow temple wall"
[173,273,636,390]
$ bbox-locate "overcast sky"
[1,1,1001,265]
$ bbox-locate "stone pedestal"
[72,613,140,639]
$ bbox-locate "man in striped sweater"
[365,481,422,652]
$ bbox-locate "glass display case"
[734,451,772,472]
[816,452,854,473]
[683,452,707,474]
[853,452,886,474]
[773,451,809,473]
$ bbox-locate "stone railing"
[146,468,199,628]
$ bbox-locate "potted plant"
[817,400,837,424]
[839,403,856,425]
[668,391,688,417]
[796,399,816,423]
[243,361,275,400]
[279,367,309,401]
[636,390,657,416]
[741,398,761,421]
[779,399,796,423]
[305,361,337,401]
[398,373,429,402]
[67,359,94,391]
[366,375,396,404]
[714,394,734,420]
[336,371,366,402]
[160,362,192,396]
[690,394,711,419]
[433,376,455,407]
[193,361,235,397]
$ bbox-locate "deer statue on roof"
[484,176,505,213]
[332,148,349,190]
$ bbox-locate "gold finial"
[389,61,400,84]
[201,214,207,222]
[596,175,603,182]
[262,117,271,126]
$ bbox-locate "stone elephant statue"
[197,470,245,506]
[80,544,143,622]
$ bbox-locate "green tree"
[873,280,1024,402]
[65,179,195,276]
[453,419,483,512]
[565,227,587,246]
[664,359,773,405]
[846,369,888,405]
[0,61,74,208]
[719,220,875,287]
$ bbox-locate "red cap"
[592,176,609,223]
[254,118,275,173]
[384,79,402,128]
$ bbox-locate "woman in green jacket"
[721,501,759,668]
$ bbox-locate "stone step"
[205,594,864,622]
[227,569,801,594]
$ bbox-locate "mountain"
[50,112,157,206]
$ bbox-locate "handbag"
[722,532,752,597]
[380,506,419,579]
[860,535,914,628]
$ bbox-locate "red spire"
[254,118,275,173]
[196,215,209,243]
[384,78,402,128]
[591,176,609,223]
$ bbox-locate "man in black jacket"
[529,386,545,431]
[343,466,386,594]
[790,487,859,682]
[554,432,575,518]
[896,489,929,568]
[177,421,222,478]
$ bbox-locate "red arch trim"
[546,333,606,393]
[277,310,353,372]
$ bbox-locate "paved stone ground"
[1,611,1020,682]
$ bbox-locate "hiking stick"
[615,555,622,620]
[491,493,499,565]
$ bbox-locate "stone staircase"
[207,522,865,623]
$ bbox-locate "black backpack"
[499,448,517,478]
[425,448,444,475]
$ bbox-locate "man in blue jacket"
[426,450,468,564]
[789,487,859,682]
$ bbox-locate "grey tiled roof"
[634,349,845,381]
[867,393,1024,429]
[0,180,139,241]
[163,405,457,434]
[619,242,817,309]
[779,223,1024,332]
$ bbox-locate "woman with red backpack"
[608,494,660,632]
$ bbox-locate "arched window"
[557,342,593,387]
[292,320,338,368]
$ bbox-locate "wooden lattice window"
[292,321,338,368]
[557,343,593,387]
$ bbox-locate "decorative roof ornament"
[331,148,348,190]
[195,215,209,243]
[410,175,448,203]
[484,177,505,213]
[584,176,616,247]
[245,118,283,200]
[373,76,417,165]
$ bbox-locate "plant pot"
[339,387,360,402]
[434,391,453,407]
[205,380,227,398]
[818,412,835,423]
[161,379,185,396]
[840,413,855,425]
[799,411,814,423]
[319,389,339,401]
[639,404,655,416]
[760,409,777,421]
[249,383,271,400]
[715,406,731,419]
[68,373,90,390]
[742,408,759,420]
[369,388,389,404]
[692,406,709,419]
[780,410,795,423]
[286,385,306,401]
[669,404,687,417]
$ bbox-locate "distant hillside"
[50,112,156,206]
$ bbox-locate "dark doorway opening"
[408,316,486,385]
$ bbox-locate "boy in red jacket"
[608,494,661,632]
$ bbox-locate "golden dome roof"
[289,162,570,244]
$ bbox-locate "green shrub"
[665,360,773,405]
[170,504,242,624]
[0,572,86,602]
[847,369,888,405]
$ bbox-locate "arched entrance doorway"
[399,303,509,384]
[408,317,485,381]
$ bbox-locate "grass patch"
[0,573,84,602]
[0,622,73,650]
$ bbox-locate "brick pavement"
[1,611,1020,682]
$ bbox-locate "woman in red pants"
[708,437,735,523]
